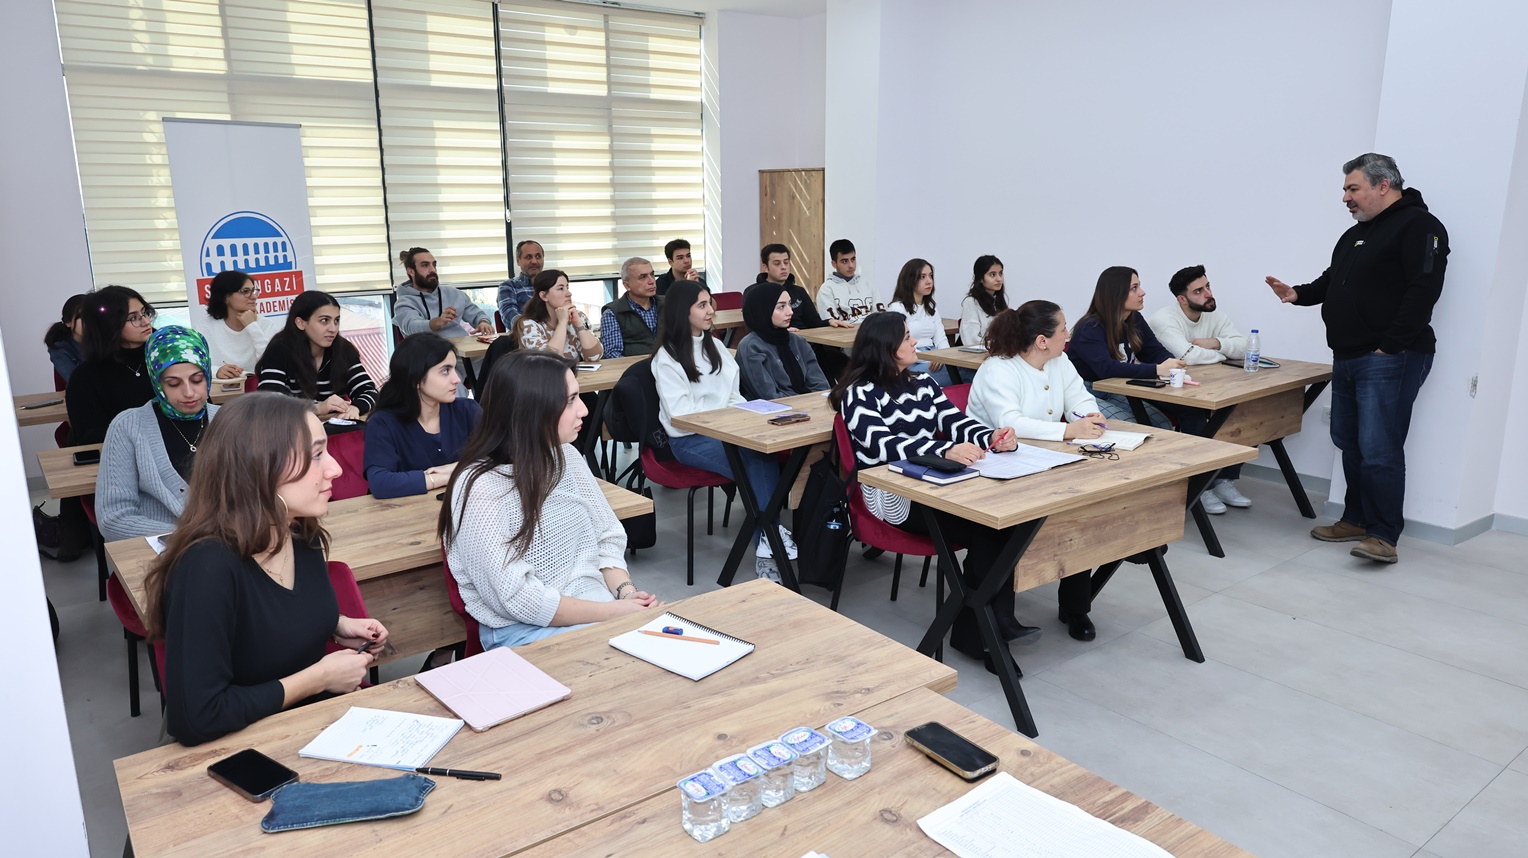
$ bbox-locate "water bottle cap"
[1251,329,1259,333]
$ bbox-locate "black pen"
[415,766,501,781]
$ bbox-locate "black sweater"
[65,346,154,445]
[164,540,338,746]
[1068,314,1172,383]
[1293,188,1448,359]
[750,274,827,329]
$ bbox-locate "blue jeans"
[911,350,952,388]
[481,620,593,650]
[1330,350,1432,544]
[668,432,782,545]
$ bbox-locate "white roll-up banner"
[163,118,314,317]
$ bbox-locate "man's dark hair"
[829,239,855,261]
[515,239,543,258]
[1167,265,1206,297]
[760,243,790,265]
[1342,153,1404,191]
[663,238,690,261]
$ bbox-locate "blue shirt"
[496,274,534,326]
[362,398,481,498]
[599,295,660,358]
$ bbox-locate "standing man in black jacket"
[1267,153,1448,564]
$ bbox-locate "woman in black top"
[256,291,378,419]
[66,285,157,445]
[144,392,387,746]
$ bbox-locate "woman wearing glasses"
[966,302,1109,643]
[66,285,158,445]
[196,270,278,380]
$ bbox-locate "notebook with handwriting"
[609,612,754,681]
[413,646,571,732]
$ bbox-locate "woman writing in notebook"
[144,393,387,746]
[966,302,1108,642]
[364,332,481,499]
[441,351,661,651]
[831,312,1031,672]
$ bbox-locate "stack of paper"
[968,444,1086,480]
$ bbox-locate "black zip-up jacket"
[1293,187,1448,359]
[749,273,827,329]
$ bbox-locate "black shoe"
[1057,610,1096,642]
[995,613,1043,645]
[949,638,1023,677]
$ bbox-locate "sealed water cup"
[779,726,830,793]
[676,770,731,842]
[747,741,799,807]
[824,716,875,779]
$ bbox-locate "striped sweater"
[256,345,378,415]
[839,375,994,524]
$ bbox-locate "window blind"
[497,0,706,279]
[55,0,390,303]
[372,0,509,288]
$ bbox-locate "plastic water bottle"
[1244,329,1261,373]
[677,770,731,843]
[779,727,830,793]
[711,754,764,823]
[747,741,798,807]
[824,716,876,779]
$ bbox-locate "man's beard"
[418,272,439,291]
[1187,298,1216,313]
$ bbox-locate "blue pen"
[1073,411,1107,429]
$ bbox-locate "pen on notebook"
[640,629,720,645]
[1073,411,1107,429]
[415,767,501,781]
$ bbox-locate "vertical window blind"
[55,0,391,304]
[498,1,706,279]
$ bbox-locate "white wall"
[715,10,827,293]
[824,0,883,291]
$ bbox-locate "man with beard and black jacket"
[1267,153,1448,564]
[393,247,494,336]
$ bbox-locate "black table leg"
[946,365,964,385]
[716,445,811,592]
[1144,545,1205,662]
[916,509,1048,738]
[578,389,613,473]
[1268,439,1316,518]
[1126,396,1153,427]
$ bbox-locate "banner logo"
[195,211,306,313]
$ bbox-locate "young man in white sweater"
[816,239,879,323]
[1146,265,1251,511]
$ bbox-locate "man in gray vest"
[600,257,662,358]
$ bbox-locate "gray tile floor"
[42,473,1528,857]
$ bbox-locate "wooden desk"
[445,334,493,361]
[919,346,990,383]
[1094,357,1333,547]
[115,580,957,858]
[861,424,1255,737]
[13,392,68,427]
[208,380,250,405]
[38,444,102,499]
[107,480,652,661]
[669,392,837,590]
[519,687,1251,857]
[797,317,959,351]
[711,308,744,330]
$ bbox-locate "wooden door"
[759,168,825,299]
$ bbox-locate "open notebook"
[414,647,571,732]
[609,612,755,681]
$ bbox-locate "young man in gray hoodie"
[393,246,494,336]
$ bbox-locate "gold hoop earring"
[276,494,289,517]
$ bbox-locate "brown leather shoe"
[1350,537,1398,564]
[1311,520,1367,542]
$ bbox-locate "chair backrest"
[243,374,260,393]
[53,369,67,392]
[391,325,405,348]
[712,290,742,311]
[54,422,71,449]
[326,427,370,501]
[493,310,506,334]
[439,545,484,657]
[323,560,370,655]
[942,383,971,412]
[106,573,148,638]
[478,334,517,385]
[611,358,673,461]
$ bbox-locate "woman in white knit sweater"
[967,302,1110,644]
[652,281,792,579]
[886,258,951,386]
[440,350,662,650]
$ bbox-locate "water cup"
[747,741,799,807]
[711,754,764,823]
[824,716,876,780]
[779,726,831,793]
[677,770,731,843]
[1169,368,1186,388]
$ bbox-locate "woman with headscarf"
[96,326,220,542]
[735,283,829,400]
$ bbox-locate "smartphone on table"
[1126,378,1168,388]
[72,449,101,466]
[767,412,810,426]
[207,749,298,802]
[904,721,999,781]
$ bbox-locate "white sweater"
[958,295,996,347]
[967,353,1099,442]
[816,273,878,320]
[888,302,949,351]
[1146,304,1248,365]
[651,334,744,437]
[445,448,626,629]
[193,307,278,372]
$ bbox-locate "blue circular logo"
[199,211,295,277]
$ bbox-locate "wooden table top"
[712,308,745,329]
[859,421,1256,530]
[38,444,102,499]
[668,391,836,454]
[796,317,959,350]
[14,382,246,428]
[920,345,992,371]
[109,479,652,620]
[517,686,1251,857]
[1092,357,1332,410]
[114,580,958,858]
[446,334,493,361]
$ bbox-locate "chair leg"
[686,487,699,586]
[96,530,108,602]
[890,554,904,602]
[368,667,380,685]
[722,485,735,529]
[124,629,141,718]
[707,486,715,536]
[919,555,932,588]
[863,546,886,560]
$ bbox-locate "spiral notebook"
[608,612,755,681]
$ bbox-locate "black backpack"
[793,447,852,594]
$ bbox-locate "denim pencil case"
[260,774,436,833]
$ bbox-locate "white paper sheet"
[968,444,1085,480]
[918,772,1174,858]
[298,707,463,771]
[731,399,792,414]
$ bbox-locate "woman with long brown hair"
[144,393,386,746]
[887,258,951,386]
[440,350,659,650]
[511,269,602,360]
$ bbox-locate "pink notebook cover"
[413,647,572,732]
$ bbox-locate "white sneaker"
[755,557,781,582]
[1199,490,1227,515]
[756,534,772,559]
[1213,479,1252,508]
[777,526,799,560]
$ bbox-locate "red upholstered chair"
[54,369,67,392]
[440,546,484,658]
[941,383,971,412]
[639,448,733,586]
[325,560,381,684]
[325,427,370,501]
[494,310,507,334]
[80,496,109,601]
[244,374,260,393]
[392,325,405,348]
[712,291,742,311]
[106,573,161,718]
[832,415,955,609]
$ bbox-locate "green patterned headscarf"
[145,325,211,421]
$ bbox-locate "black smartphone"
[207,749,298,802]
[72,449,101,466]
[1126,378,1168,388]
[904,721,999,781]
[766,412,810,426]
[908,453,965,473]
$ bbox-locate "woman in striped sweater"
[830,312,1035,672]
[256,291,377,420]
